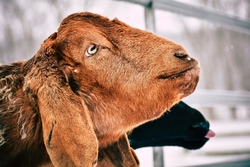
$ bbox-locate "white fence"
[184,90,250,107]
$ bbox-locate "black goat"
[129,101,215,150]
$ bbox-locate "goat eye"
[86,44,98,56]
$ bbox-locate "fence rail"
[120,0,250,33]
[183,90,250,107]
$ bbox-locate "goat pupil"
[91,45,96,51]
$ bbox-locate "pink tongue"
[205,130,216,138]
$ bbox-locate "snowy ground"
[135,120,250,167]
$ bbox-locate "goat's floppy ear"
[98,134,139,167]
[38,76,98,167]
[24,53,98,166]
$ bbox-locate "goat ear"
[37,76,98,166]
[98,134,139,167]
[47,32,57,40]
[32,32,58,59]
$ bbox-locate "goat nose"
[174,53,191,60]
[192,121,210,129]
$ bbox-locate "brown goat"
[0,12,200,166]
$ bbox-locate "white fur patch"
[20,123,27,140]
[0,128,6,146]
[17,108,28,140]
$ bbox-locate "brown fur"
[98,135,139,167]
[0,12,200,166]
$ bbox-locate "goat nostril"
[192,121,209,129]
[174,53,190,60]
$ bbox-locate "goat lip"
[157,67,195,80]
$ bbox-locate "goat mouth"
[157,67,195,80]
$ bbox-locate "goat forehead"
[59,13,183,53]
[79,29,112,47]
[59,12,118,33]
[60,12,178,45]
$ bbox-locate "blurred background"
[0,0,250,166]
